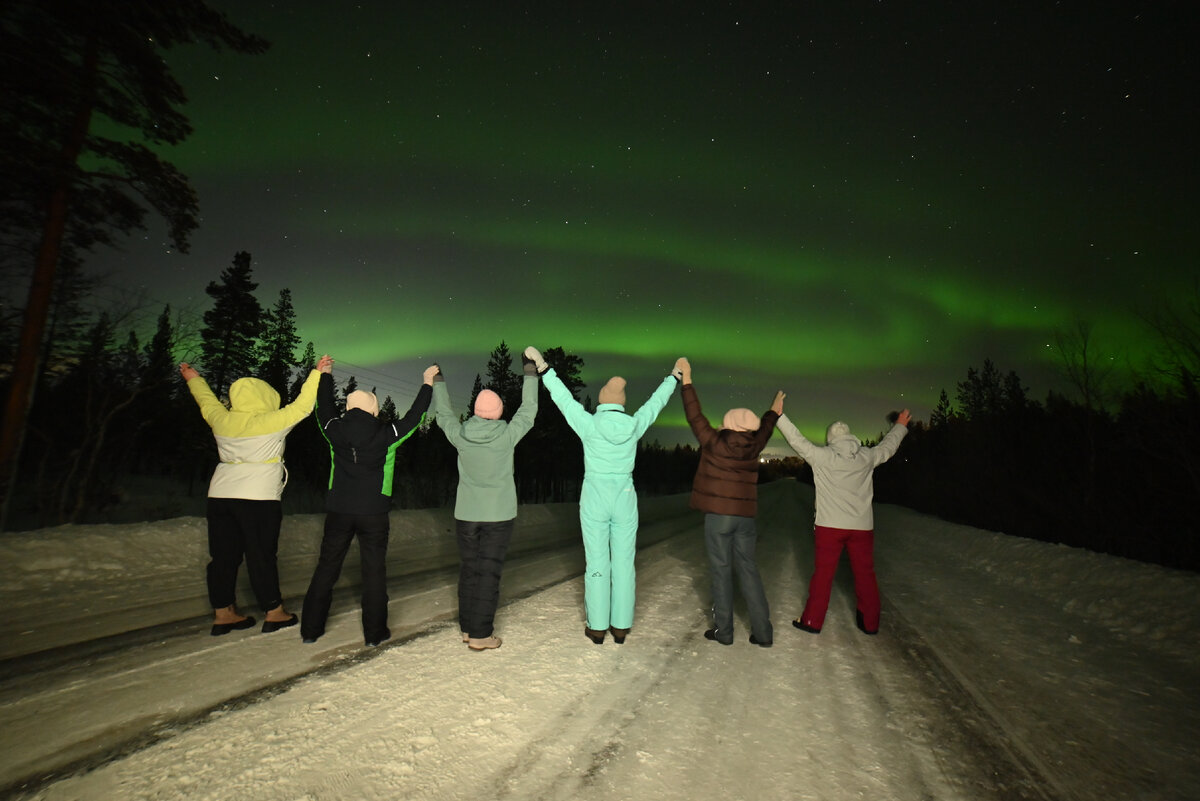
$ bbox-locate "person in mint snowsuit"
[300,358,437,647]
[526,346,684,644]
[776,408,910,635]
[431,352,538,651]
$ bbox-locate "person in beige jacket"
[181,355,329,636]
[776,408,910,635]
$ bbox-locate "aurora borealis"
[90,2,1195,447]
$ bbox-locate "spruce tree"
[339,376,358,413]
[141,305,176,389]
[379,395,398,422]
[135,305,182,475]
[289,341,316,401]
[467,373,484,419]
[200,251,262,397]
[929,389,954,429]
[257,288,300,398]
[485,340,521,419]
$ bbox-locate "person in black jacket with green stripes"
[300,358,437,646]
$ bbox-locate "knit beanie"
[474,389,503,420]
[346,389,379,417]
[721,408,759,432]
[825,421,857,445]
[598,376,626,406]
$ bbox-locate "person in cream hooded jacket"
[776,407,910,635]
[181,356,327,635]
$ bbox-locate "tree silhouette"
[289,342,317,402]
[485,340,521,419]
[199,252,262,397]
[257,288,301,398]
[467,373,484,419]
[0,0,268,525]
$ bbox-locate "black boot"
[609,627,629,644]
[585,627,606,644]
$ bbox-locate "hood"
[825,421,861,458]
[593,405,637,445]
[829,437,861,458]
[228,377,280,413]
[461,415,508,444]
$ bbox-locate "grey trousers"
[704,513,772,643]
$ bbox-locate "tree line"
[0,253,703,530]
[870,334,1200,571]
[4,253,1199,573]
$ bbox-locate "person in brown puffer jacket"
[679,358,784,647]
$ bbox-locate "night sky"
[90,2,1196,449]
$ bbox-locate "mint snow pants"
[578,476,639,630]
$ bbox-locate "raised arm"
[869,409,911,466]
[181,363,228,428]
[395,366,437,436]
[631,358,683,437]
[679,360,716,446]
[431,368,464,447]
[751,391,785,449]
[506,359,540,442]
[542,366,593,438]
[776,414,821,461]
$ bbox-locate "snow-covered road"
[2,481,1197,800]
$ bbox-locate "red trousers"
[799,525,880,632]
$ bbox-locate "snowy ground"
[0,480,1197,801]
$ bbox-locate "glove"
[521,354,538,377]
[523,346,548,374]
[672,357,690,382]
[423,364,440,385]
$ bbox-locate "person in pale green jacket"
[431,353,538,650]
[526,346,684,645]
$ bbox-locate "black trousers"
[456,519,515,639]
[206,497,284,612]
[301,511,390,643]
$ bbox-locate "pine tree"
[289,341,316,401]
[467,373,485,419]
[379,395,397,422]
[929,389,955,429]
[518,345,587,503]
[257,288,300,398]
[340,376,358,414]
[543,347,586,398]
[200,251,262,397]
[141,305,176,388]
[956,359,1003,421]
[0,0,267,522]
[133,305,182,475]
[485,341,521,419]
